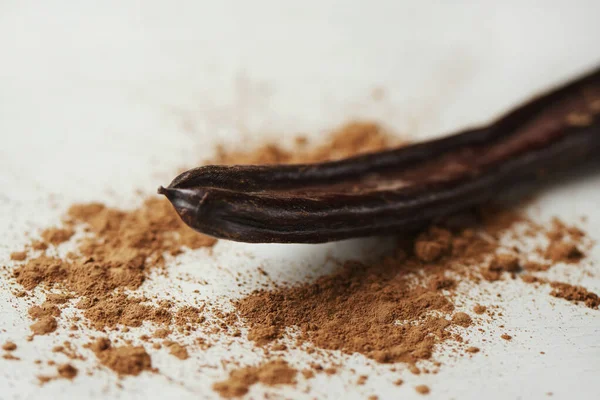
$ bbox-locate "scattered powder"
[4,120,598,398]
[168,343,189,360]
[40,227,74,246]
[549,282,600,309]
[212,121,395,165]
[10,252,27,261]
[30,317,58,335]
[89,338,152,376]
[452,312,473,328]
[484,253,521,281]
[473,304,487,315]
[415,385,431,395]
[2,341,17,351]
[544,218,585,264]
[232,218,522,367]
[212,360,297,398]
[57,364,78,380]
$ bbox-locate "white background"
[1,1,599,399]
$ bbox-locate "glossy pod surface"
[160,67,600,243]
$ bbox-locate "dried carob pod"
[160,66,600,243]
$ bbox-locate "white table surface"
[1,1,600,399]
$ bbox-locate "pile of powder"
[212,121,393,165]
[88,338,153,376]
[6,121,398,376]
[212,360,297,398]
[232,218,508,365]
[4,120,598,398]
[215,206,595,396]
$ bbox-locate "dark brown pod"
[160,66,600,243]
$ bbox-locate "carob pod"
[160,66,600,243]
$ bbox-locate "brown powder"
[153,328,170,339]
[168,343,189,360]
[11,121,390,350]
[2,341,17,351]
[89,338,152,376]
[549,282,600,309]
[501,334,512,341]
[544,218,586,263]
[212,360,297,398]
[415,385,430,395]
[466,347,480,354]
[40,227,74,246]
[5,120,596,396]
[79,294,172,330]
[10,251,27,261]
[213,121,396,166]
[29,302,60,319]
[545,242,583,263]
[452,312,473,328]
[483,253,521,281]
[231,206,589,373]
[473,304,487,315]
[57,363,78,379]
[30,317,58,335]
[524,261,551,272]
[414,227,452,262]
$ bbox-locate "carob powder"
[3,121,598,398]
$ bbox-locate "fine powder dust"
[3,120,599,397]
[230,209,593,370]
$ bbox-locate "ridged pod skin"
[160,66,600,243]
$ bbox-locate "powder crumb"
[3,353,20,361]
[484,253,521,281]
[501,334,513,341]
[415,385,430,395]
[357,375,368,385]
[57,364,78,379]
[301,369,315,379]
[466,347,480,354]
[409,365,421,375]
[368,396,378,400]
[545,241,583,263]
[31,241,48,251]
[524,261,551,272]
[394,379,404,386]
[10,251,27,261]
[168,343,189,360]
[473,305,487,315]
[37,376,52,384]
[2,341,17,351]
[452,312,472,328]
[30,316,58,335]
[29,303,60,319]
[212,360,297,398]
[549,282,600,309]
[414,227,452,262]
[40,228,74,245]
[153,328,170,339]
[90,338,152,376]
